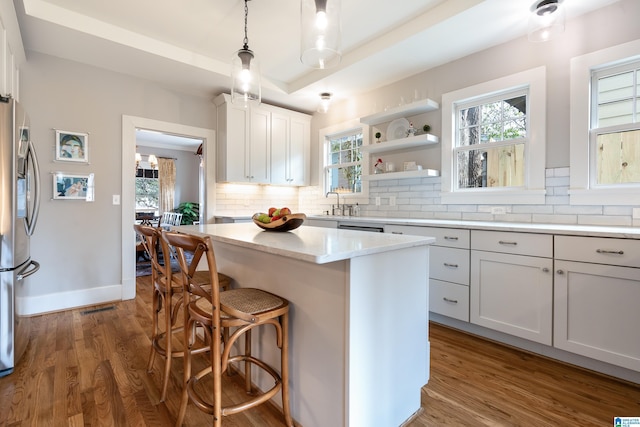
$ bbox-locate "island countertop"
[175,222,435,264]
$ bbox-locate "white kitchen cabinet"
[554,236,640,371]
[386,225,470,321]
[470,231,553,345]
[215,93,310,185]
[215,93,269,183]
[271,111,310,186]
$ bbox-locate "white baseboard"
[16,284,124,316]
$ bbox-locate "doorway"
[121,115,216,300]
[134,130,203,276]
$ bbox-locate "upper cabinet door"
[289,116,310,186]
[270,111,290,185]
[248,106,271,183]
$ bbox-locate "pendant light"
[300,0,342,69]
[317,92,332,113]
[231,0,261,106]
[528,0,565,42]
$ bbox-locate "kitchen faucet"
[326,191,340,215]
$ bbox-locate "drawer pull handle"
[596,249,624,255]
[443,297,458,304]
[391,231,403,234]
[498,240,518,246]
[444,236,459,241]
[443,263,459,268]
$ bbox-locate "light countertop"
[306,215,640,239]
[174,223,435,264]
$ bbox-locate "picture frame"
[53,173,94,201]
[55,130,88,163]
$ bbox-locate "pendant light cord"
[243,0,249,50]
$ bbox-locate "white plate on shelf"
[387,118,410,140]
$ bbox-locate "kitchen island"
[174,222,435,427]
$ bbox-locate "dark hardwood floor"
[1,274,638,426]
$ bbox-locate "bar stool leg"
[281,311,293,427]
[245,329,252,393]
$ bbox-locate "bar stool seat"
[134,224,231,402]
[162,230,293,427]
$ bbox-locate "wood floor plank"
[1,274,638,426]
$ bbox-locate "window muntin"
[591,61,640,187]
[325,130,363,193]
[455,90,528,189]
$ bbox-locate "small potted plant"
[375,132,382,143]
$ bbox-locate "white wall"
[18,51,216,312]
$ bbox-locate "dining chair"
[133,224,232,402]
[162,230,293,427]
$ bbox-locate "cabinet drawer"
[430,247,470,285]
[385,225,470,249]
[471,230,552,257]
[555,235,640,268]
[430,279,469,322]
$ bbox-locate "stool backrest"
[134,224,174,283]
[161,230,221,320]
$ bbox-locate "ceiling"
[14,0,620,115]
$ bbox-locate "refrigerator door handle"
[16,260,40,281]
[25,139,41,236]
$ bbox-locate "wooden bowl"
[252,213,306,232]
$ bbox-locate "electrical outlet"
[112,195,120,205]
[375,196,381,206]
[491,206,506,215]
[390,196,396,206]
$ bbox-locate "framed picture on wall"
[53,172,94,201]
[55,130,89,163]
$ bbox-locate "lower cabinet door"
[430,279,469,321]
[554,260,640,371]
[470,251,553,345]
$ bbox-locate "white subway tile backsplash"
[214,167,638,227]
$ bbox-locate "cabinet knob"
[556,269,564,275]
[542,267,549,273]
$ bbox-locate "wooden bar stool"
[162,230,293,427]
[133,224,232,402]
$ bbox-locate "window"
[320,119,369,197]
[441,67,546,204]
[456,91,527,189]
[590,62,640,185]
[569,39,640,205]
[135,168,159,213]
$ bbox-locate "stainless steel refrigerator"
[0,96,41,377]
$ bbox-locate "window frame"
[441,67,547,205]
[569,39,640,205]
[319,119,370,200]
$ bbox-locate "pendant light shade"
[528,0,565,42]
[300,0,342,69]
[231,0,261,106]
